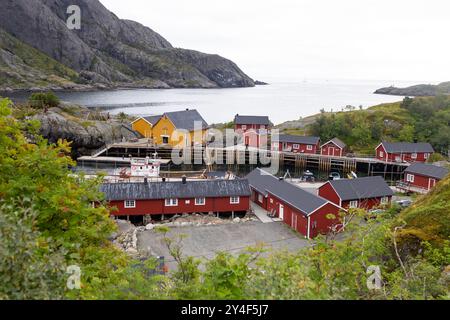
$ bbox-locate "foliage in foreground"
[0,97,448,300]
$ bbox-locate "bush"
[29,92,60,109]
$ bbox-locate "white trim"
[319,181,343,207]
[349,200,358,208]
[195,197,206,206]
[308,200,346,216]
[131,117,156,126]
[406,174,415,183]
[320,139,344,149]
[230,196,240,204]
[306,144,313,150]
[165,198,178,206]
[307,216,311,239]
[124,200,136,208]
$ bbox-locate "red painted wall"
[341,196,391,210]
[403,173,437,190]
[109,196,250,216]
[376,144,431,163]
[318,182,341,206]
[321,142,343,157]
[235,124,268,133]
[251,189,268,209]
[309,203,342,238]
[271,141,319,154]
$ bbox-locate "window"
[165,198,178,206]
[380,197,389,205]
[124,200,136,208]
[195,198,205,205]
[307,145,313,150]
[293,144,300,149]
[379,151,384,158]
[349,200,358,208]
[424,153,429,159]
[230,196,240,204]
[411,153,417,159]
[162,136,169,144]
[406,174,414,183]
[258,194,263,203]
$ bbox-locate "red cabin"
[321,137,347,157]
[399,163,448,193]
[375,141,434,163]
[318,176,393,210]
[271,134,320,154]
[100,179,251,221]
[246,168,343,238]
[234,115,271,148]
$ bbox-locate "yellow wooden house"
[131,115,162,138]
[151,109,209,147]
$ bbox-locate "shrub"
[29,92,60,109]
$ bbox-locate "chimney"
[182,175,187,184]
[162,177,166,182]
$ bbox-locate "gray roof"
[404,163,449,180]
[275,134,320,145]
[327,176,393,201]
[161,109,208,131]
[234,115,270,125]
[322,137,346,149]
[100,179,251,201]
[143,115,162,125]
[246,168,332,215]
[381,141,434,153]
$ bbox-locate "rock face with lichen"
[0,0,254,91]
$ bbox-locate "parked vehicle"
[328,172,341,180]
[300,170,315,182]
[366,208,386,220]
[395,199,413,208]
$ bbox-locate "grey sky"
[100,0,449,83]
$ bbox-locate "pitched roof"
[143,115,162,125]
[322,137,346,149]
[404,163,449,180]
[160,109,208,131]
[100,179,251,201]
[381,141,434,153]
[274,134,320,145]
[246,168,333,215]
[327,176,393,201]
[234,115,271,125]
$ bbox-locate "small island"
[375,81,450,96]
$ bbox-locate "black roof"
[274,134,320,145]
[234,115,270,125]
[143,115,162,125]
[246,168,333,215]
[404,163,449,180]
[161,109,208,131]
[101,179,251,201]
[381,141,434,153]
[322,137,346,149]
[327,176,393,201]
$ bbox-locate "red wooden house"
[271,134,320,154]
[234,115,271,148]
[246,168,343,238]
[318,176,394,210]
[399,163,449,193]
[100,178,251,221]
[375,141,434,163]
[321,137,347,157]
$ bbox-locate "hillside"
[375,81,450,96]
[0,0,254,91]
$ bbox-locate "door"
[279,204,284,220]
[429,178,436,190]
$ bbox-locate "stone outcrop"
[375,82,450,96]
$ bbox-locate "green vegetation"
[29,91,60,109]
[0,96,448,300]
[309,96,450,155]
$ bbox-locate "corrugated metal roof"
[234,115,271,125]
[274,134,320,145]
[404,163,449,180]
[381,141,434,153]
[100,179,251,201]
[158,109,208,131]
[246,168,330,215]
[328,176,393,201]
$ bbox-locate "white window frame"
[406,174,415,183]
[306,145,313,151]
[380,197,389,205]
[165,198,178,206]
[379,151,384,158]
[258,194,263,203]
[195,197,206,206]
[349,200,358,208]
[411,153,417,159]
[124,200,136,208]
[424,153,429,159]
[230,196,240,204]
[293,144,300,149]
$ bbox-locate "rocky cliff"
[375,82,450,96]
[0,0,254,90]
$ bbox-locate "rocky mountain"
[0,0,255,91]
[374,82,450,96]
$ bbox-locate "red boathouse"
[375,141,434,163]
[100,178,251,222]
[321,137,347,157]
[271,134,320,154]
[234,115,271,148]
[399,163,449,193]
[246,168,344,238]
[318,176,394,210]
